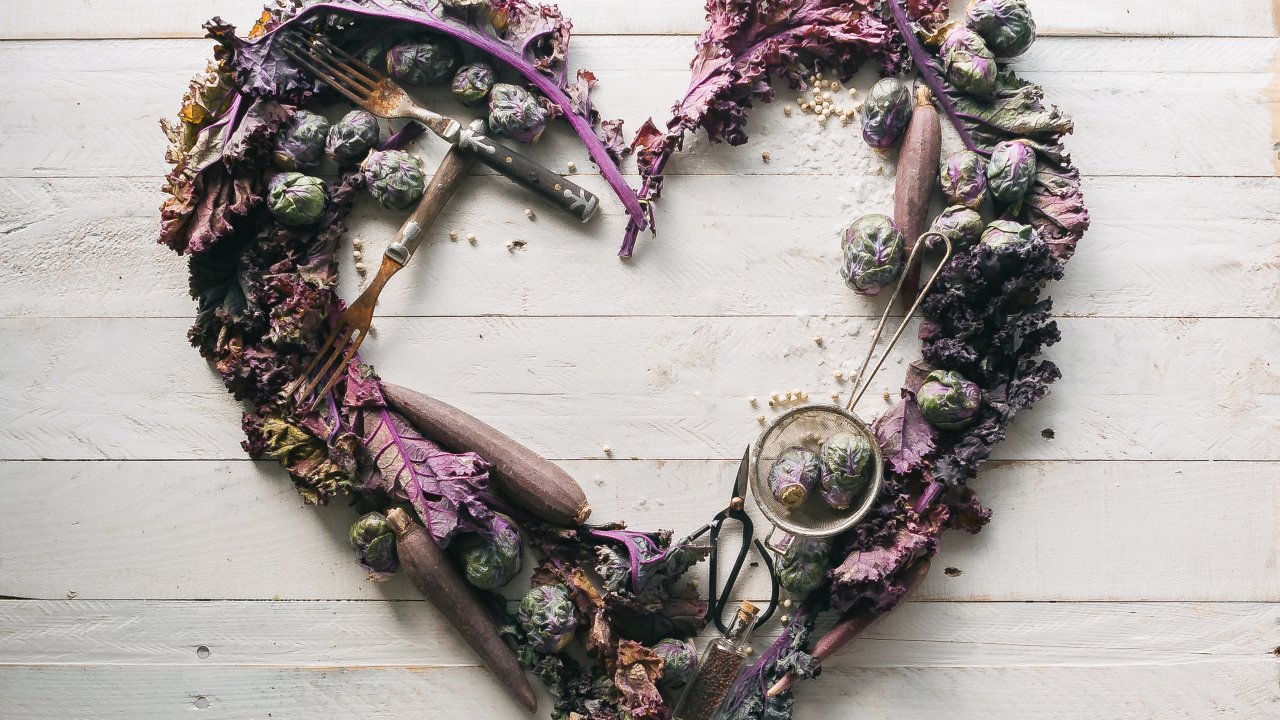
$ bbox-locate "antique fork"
[285,132,478,411]
[279,33,601,223]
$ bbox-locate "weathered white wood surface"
[1,1,1278,718]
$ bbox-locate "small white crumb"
[449,230,459,241]
[566,161,577,173]
[524,207,535,220]
[467,233,477,245]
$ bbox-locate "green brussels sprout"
[451,61,497,107]
[325,110,380,166]
[940,27,997,97]
[986,140,1038,204]
[386,36,462,86]
[349,512,398,580]
[652,638,698,691]
[768,446,822,507]
[917,370,982,429]
[840,213,905,296]
[361,149,426,210]
[819,432,874,510]
[940,150,988,209]
[967,0,1037,57]
[488,83,549,144]
[929,206,986,249]
[980,219,1036,249]
[267,172,328,226]
[272,109,330,171]
[457,514,523,590]
[777,537,830,597]
[860,77,913,149]
[517,584,578,654]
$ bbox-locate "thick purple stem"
[887,1,979,153]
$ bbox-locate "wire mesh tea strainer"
[749,232,953,543]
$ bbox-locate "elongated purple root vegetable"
[766,558,932,697]
[387,508,538,712]
[384,383,591,526]
[894,87,942,309]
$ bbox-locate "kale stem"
[887,0,980,153]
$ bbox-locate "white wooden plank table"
[1,1,1277,718]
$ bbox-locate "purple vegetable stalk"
[887,0,982,154]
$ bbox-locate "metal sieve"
[749,233,953,543]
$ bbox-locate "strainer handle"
[846,231,953,411]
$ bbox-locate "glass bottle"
[672,601,760,720]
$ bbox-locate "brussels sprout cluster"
[980,219,1036,249]
[777,537,830,597]
[940,150,989,209]
[929,205,985,249]
[819,432,874,510]
[917,370,982,429]
[325,110,380,166]
[652,638,698,691]
[387,36,462,86]
[768,446,822,507]
[986,140,1038,204]
[860,77,913,150]
[268,172,329,226]
[273,110,330,171]
[940,27,997,98]
[361,149,427,210]
[349,512,398,580]
[452,61,497,107]
[840,214,905,296]
[517,584,578,654]
[967,0,1037,58]
[457,514,523,590]
[488,83,550,144]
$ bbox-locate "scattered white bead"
[355,262,367,274]
[761,151,771,162]
[352,250,363,261]
[449,230,459,241]
[566,161,577,173]
[814,334,823,345]
[783,105,793,116]
[834,370,845,381]
[749,396,758,406]
[602,445,612,455]
[756,415,765,424]
[524,208,535,220]
[467,233,477,245]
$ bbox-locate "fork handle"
[384,133,478,266]
[453,123,601,223]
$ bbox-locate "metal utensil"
[280,33,601,223]
[286,127,478,411]
[750,233,954,543]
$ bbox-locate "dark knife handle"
[456,125,600,222]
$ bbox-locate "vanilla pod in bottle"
[672,601,761,720]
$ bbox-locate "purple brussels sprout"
[452,61,497,107]
[980,219,1036,249]
[267,172,328,226]
[819,432,874,510]
[325,110,380,166]
[768,446,822,508]
[940,150,989,209]
[929,205,986,249]
[272,109,329,171]
[941,27,997,97]
[967,0,1037,57]
[361,149,426,210]
[917,370,982,429]
[986,140,1038,204]
[840,214,906,296]
[777,537,830,596]
[653,638,698,691]
[860,77,913,149]
[488,83,550,144]
[349,512,398,581]
[456,514,523,590]
[386,36,461,86]
[517,584,578,654]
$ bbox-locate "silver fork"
[279,33,601,222]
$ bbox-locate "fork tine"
[307,33,386,83]
[302,33,384,87]
[289,35,379,94]
[284,324,343,399]
[279,37,376,106]
[305,330,368,413]
[293,326,354,405]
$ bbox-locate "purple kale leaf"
[872,392,938,475]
